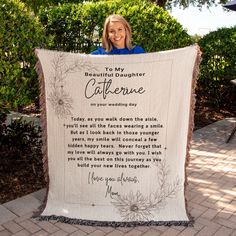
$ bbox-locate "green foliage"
[198,26,236,108]
[39,0,192,54]
[0,116,41,159]
[191,34,202,43]
[20,0,85,14]
[20,0,229,12]
[149,0,227,9]
[0,0,47,109]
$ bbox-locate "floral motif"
[111,160,182,221]
[48,87,73,118]
[112,191,153,221]
[48,52,97,118]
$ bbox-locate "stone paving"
[0,118,236,236]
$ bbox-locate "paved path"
[1,118,236,236]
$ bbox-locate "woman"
[91,15,145,55]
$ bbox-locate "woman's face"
[108,21,126,49]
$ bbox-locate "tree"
[20,0,229,14]
[20,0,84,14]
[0,0,48,109]
[197,26,236,108]
[149,0,227,9]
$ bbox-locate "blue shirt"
[91,46,145,55]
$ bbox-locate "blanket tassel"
[34,215,193,227]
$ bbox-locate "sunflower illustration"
[48,53,98,118]
[48,87,73,118]
[112,191,153,221]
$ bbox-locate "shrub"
[20,0,85,14]
[39,0,192,53]
[198,26,236,108]
[0,112,42,167]
[0,117,41,156]
[0,114,44,203]
[0,0,47,109]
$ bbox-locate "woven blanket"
[36,45,201,226]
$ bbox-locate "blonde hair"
[102,15,133,52]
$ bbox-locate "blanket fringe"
[34,215,193,227]
[34,50,49,217]
[184,44,202,222]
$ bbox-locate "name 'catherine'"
[85,78,145,99]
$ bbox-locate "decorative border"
[47,52,98,118]
[111,160,182,221]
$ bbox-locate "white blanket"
[36,45,200,226]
